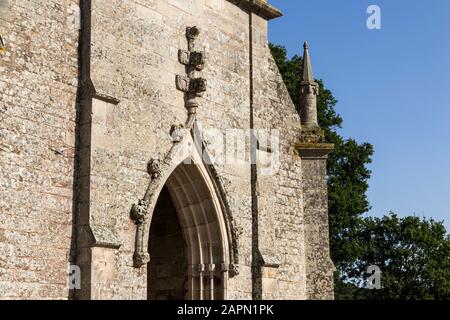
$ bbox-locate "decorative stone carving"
[178,49,190,65]
[189,51,206,71]
[190,78,207,96]
[133,252,150,268]
[176,75,207,97]
[130,26,214,270]
[186,26,200,41]
[170,124,186,143]
[229,264,240,277]
[130,199,149,224]
[176,26,207,115]
[130,199,150,268]
[176,75,190,93]
[130,128,193,269]
[147,158,163,179]
[178,50,205,71]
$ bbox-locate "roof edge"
[227,0,283,20]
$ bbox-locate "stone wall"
[73,0,308,300]
[251,13,306,300]
[0,0,80,299]
[0,0,332,300]
[299,149,335,300]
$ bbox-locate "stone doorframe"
[132,132,238,300]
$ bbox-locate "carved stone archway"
[129,26,238,300]
[147,158,231,300]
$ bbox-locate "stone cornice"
[227,0,283,20]
[295,143,335,159]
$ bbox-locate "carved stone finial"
[300,41,319,129]
[147,158,162,179]
[176,25,207,115]
[186,26,200,41]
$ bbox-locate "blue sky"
[269,0,450,230]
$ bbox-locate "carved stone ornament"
[147,158,163,179]
[229,264,240,277]
[186,26,200,41]
[170,124,186,143]
[133,252,150,268]
[190,51,205,70]
[131,25,210,269]
[178,50,205,71]
[178,49,190,65]
[130,199,149,224]
[176,75,207,97]
[190,78,207,95]
[176,75,190,93]
[176,25,207,106]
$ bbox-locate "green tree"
[270,44,374,294]
[350,213,450,299]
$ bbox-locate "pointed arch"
[141,135,236,299]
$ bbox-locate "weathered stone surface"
[0,0,334,300]
[0,0,79,300]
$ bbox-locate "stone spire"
[302,42,314,84]
[300,42,319,129]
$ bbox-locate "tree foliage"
[347,214,450,299]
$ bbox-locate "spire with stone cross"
[299,41,320,129]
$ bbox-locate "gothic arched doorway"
[147,161,230,300]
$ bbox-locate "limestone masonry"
[0,0,335,300]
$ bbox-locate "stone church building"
[0,0,335,299]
